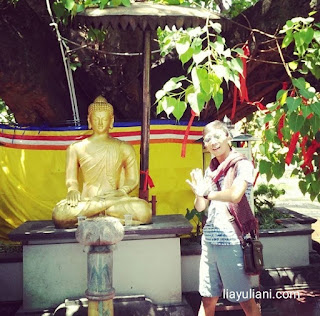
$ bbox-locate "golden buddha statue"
[52,96,152,228]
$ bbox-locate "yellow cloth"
[0,124,203,240]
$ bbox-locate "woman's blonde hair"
[203,120,232,138]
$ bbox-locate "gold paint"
[88,299,114,316]
[52,96,151,228]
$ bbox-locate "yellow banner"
[0,123,204,240]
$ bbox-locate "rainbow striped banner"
[0,120,204,150]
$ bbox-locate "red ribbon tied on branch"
[140,170,155,191]
[277,113,286,146]
[231,44,250,120]
[301,140,320,173]
[181,109,199,158]
[285,131,300,165]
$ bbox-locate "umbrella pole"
[139,30,151,201]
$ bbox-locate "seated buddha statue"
[52,96,152,228]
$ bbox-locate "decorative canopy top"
[75,2,220,31]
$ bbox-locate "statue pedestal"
[9,215,192,312]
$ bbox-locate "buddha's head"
[88,96,114,134]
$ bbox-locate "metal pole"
[139,30,151,201]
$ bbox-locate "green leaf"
[211,39,225,55]
[64,0,75,11]
[156,101,164,115]
[259,160,272,175]
[184,85,194,104]
[276,89,287,105]
[300,118,310,136]
[121,0,131,6]
[160,97,176,117]
[222,48,232,58]
[299,181,308,195]
[263,113,273,123]
[230,57,243,74]
[266,171,273,182]
[111,0,121,6]
[288,112,305,132]
[201,77,212,95]
[234,48,244,55]
[197,68,208,82]
[299,88,315,99]
[293,31,304,47]
[191,67,208,90]
[193,50,210,65]
[53,2,66,18]
[185,208,197,221]
[282,126,291,140]
[310,102,320,117]
[186,91,205,114]
[259,144,266,155]
[209,21,222,33]
[291,168,300,176]
[176,36,191,56]
[213,88,223,110]
[272,162,285,179]
[292,77,306,90]
[301,104,313,118]
[282,33,293,48]
[172,100,187,121]
[155,89,166,101]
[229,70,240,90]
[211,65,228,81]
[163,78,182,93]
[296,43,308,56]
[300,27,314,45]
[310,192,317,201]
[311,181,320,195]
[191,38,202,55]
[310,115,320,133]
[265,128,275,141]
[76,3,84,12]
[286,97,301,113]
[288,61,298,71]
[314,30,320,44]
[209,72,222,95]
[180,47,193,64]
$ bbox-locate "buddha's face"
[88,110,114,134]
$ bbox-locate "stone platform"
[9,215,192,313]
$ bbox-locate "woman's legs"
[198,296,219,316]
[240,298,261,316]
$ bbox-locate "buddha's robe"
[52,137,151,228]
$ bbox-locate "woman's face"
[203,128,231,160]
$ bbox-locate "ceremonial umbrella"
[75,2,220,201]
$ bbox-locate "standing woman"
[186,120,261,316]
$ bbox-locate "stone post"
[76,217,125,316]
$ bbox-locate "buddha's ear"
[87,116,92,129]
[110,116,114,129]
